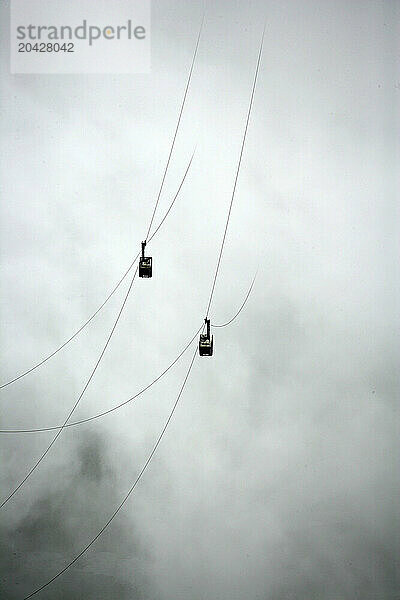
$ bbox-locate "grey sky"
[1,0,399,598]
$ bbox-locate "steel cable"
[0,20,204,504]
[144,13,204,241]
[0,325,202,434]
[19,20,264,600]
[0,268,256,435]
[0,151,195,390]
[205,26,265,319]
[212,269,257,328]
[22,346,198,600]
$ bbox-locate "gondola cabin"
[139,241,152,278]
[199,318,213,356]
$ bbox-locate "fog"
[0,0,398,598]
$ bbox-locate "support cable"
[204,26,265,319]
[1,325,202,434]
[0,16,204,503]
[0,150,195,391]
[19,20,263,600]
[22,346,198,600]
[144,13,204,241]
[212,269,257,328]
[0,268,255,435]
[0,266,138,509]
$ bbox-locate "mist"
[1,0,398,598]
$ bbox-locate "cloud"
[0,431,151,599]
[0,0,398,598]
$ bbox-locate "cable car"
[139,241,152,278]
[199,318,213,356]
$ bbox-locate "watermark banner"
[10,0,151,74]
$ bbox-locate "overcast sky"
[1,0,399,598]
